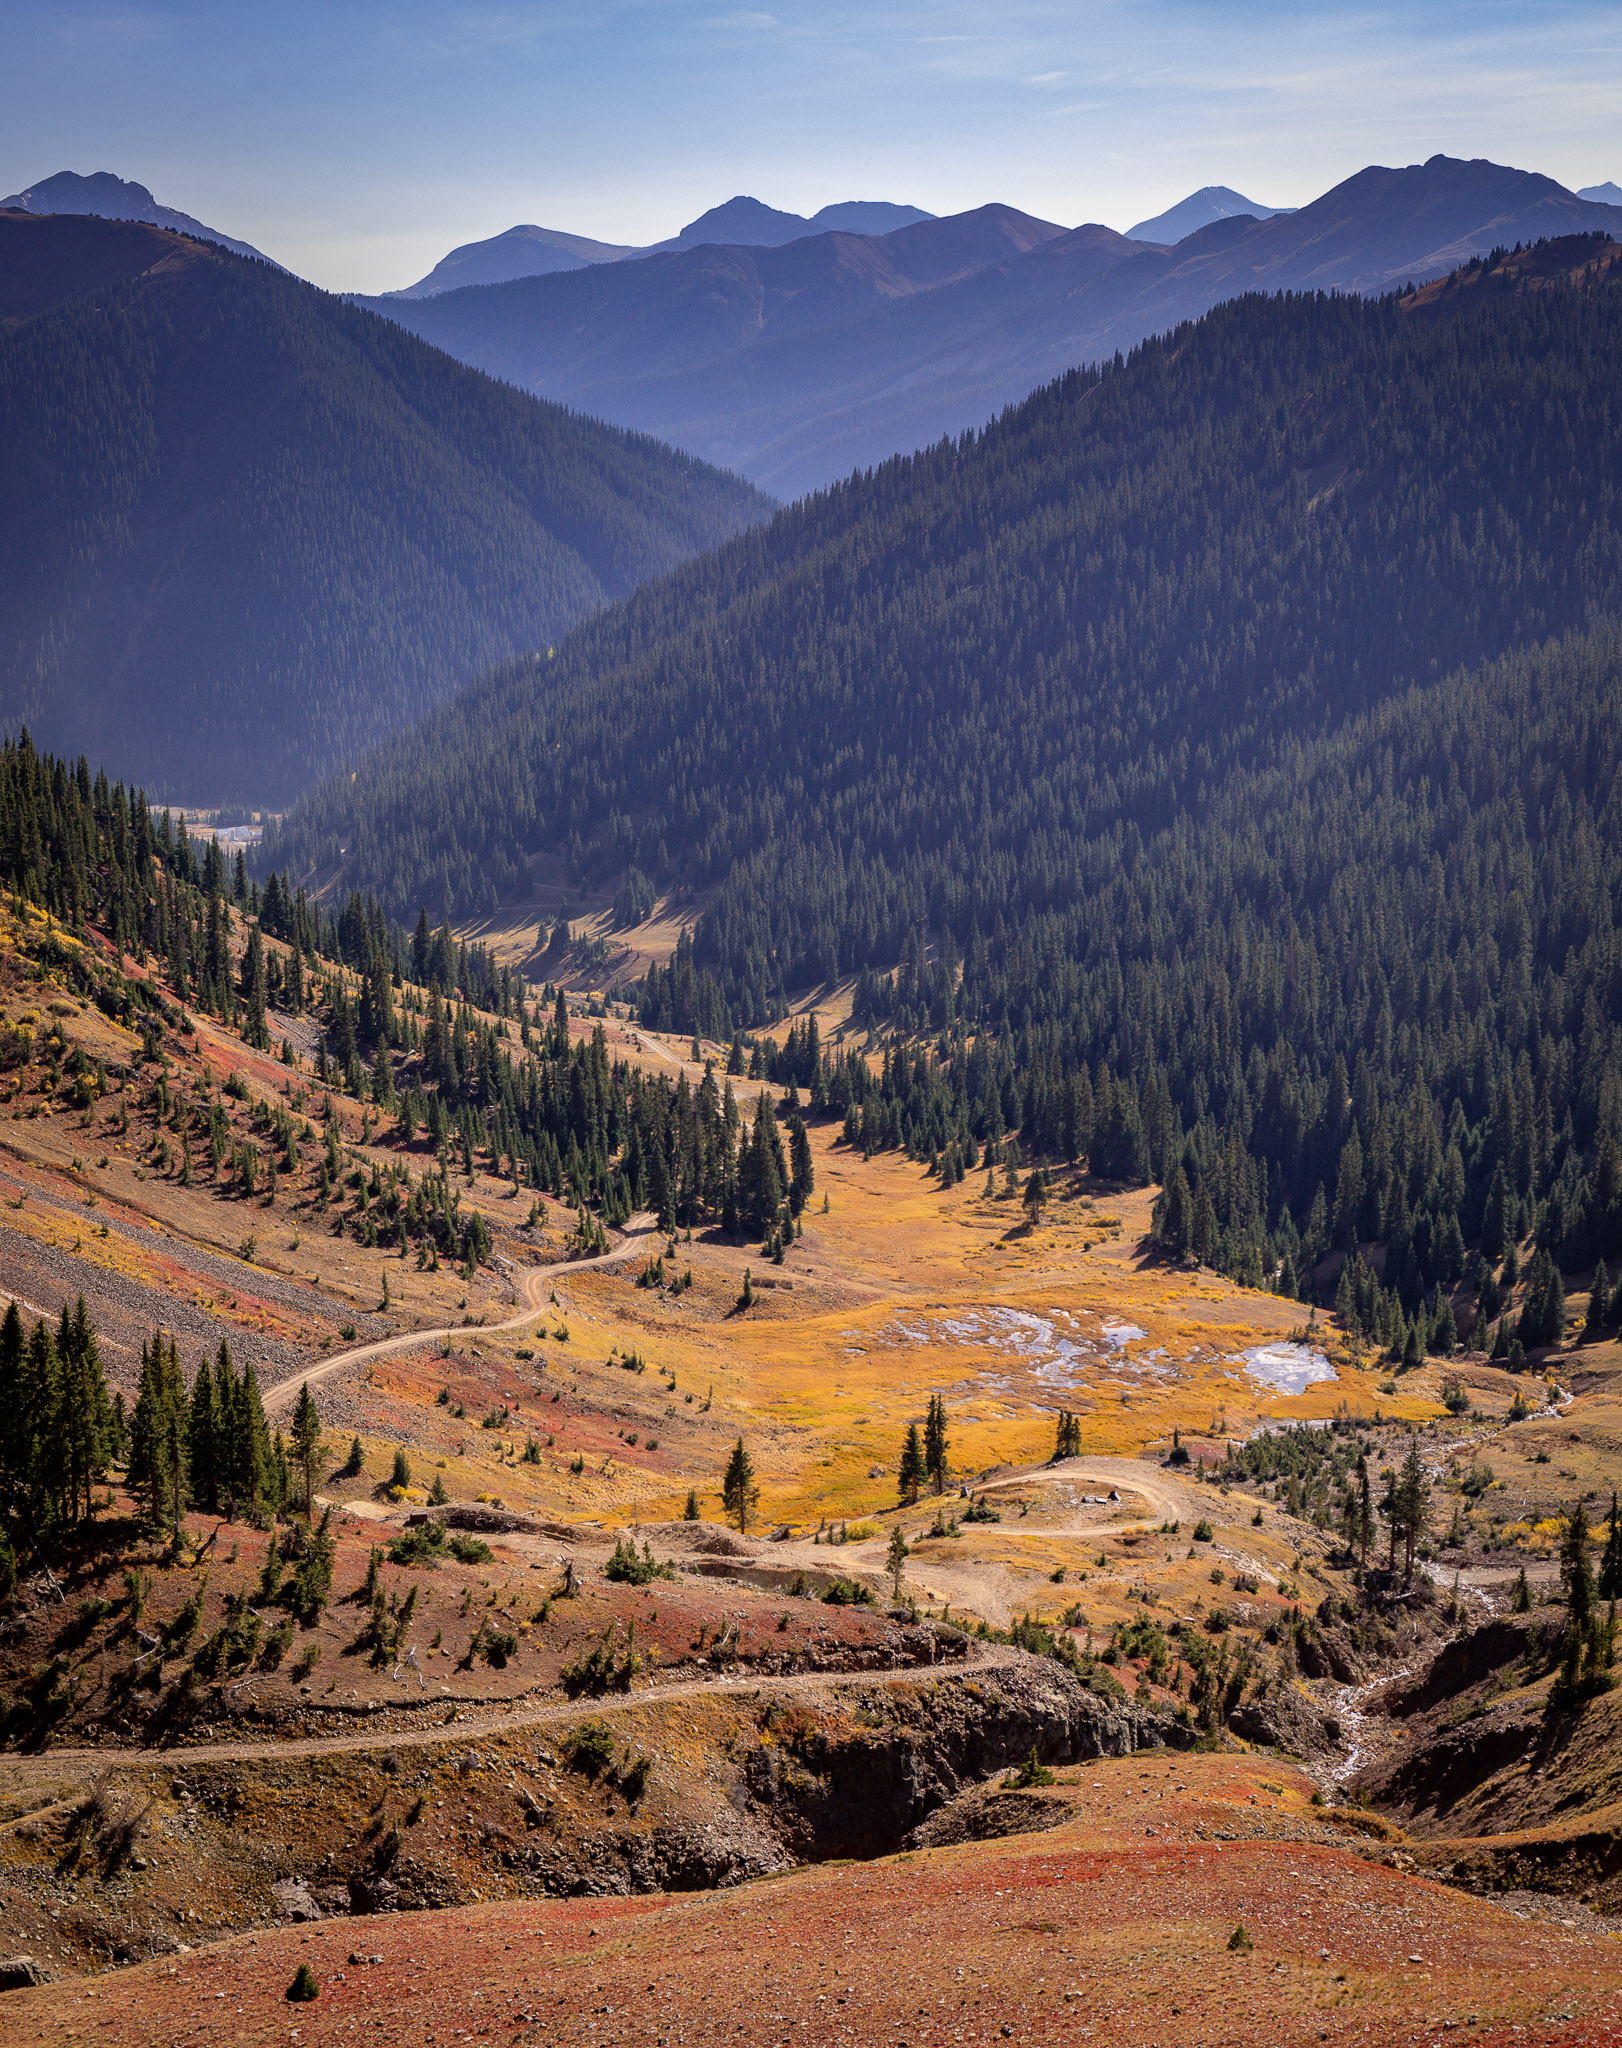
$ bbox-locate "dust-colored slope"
[12,1762,1621,2047]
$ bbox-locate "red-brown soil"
[11,1766,1622,2047]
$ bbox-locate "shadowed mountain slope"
[272,248,1622,955]
[0,212,769,804]
[265,251,1622,1363]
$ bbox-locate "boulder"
[272,1878,322,1922]
[1229,1682,1344,1758]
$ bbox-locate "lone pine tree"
[722,1438,758,1533]
[898,1423,926,1505]
[290,1383,325,1519]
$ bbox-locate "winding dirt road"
[0,1642,1019,1797]
[262,1215,659,1417]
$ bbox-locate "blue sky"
[2,0,1618,291]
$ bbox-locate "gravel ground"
[0,1164,387,1392]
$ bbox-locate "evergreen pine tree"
[241,1356,271,1510]
[290,1382,324,1519]
[19,1320,65,1529]
[1158,1166,1194,1257]
[189,1356,221,1513]
[1356,1454,1375,1572]
[924,1394,949,1494]
[157,1336,189,1532]
[1562,1500,1595,1627]
[1599,1493,1622,1602]
[898,1423,926,1504]
[742,1093,787,1235]
[722,1438,758,1533]
[1394,1444,1430,1582]
[787,1113,814,1215]
[1518,1247,1566,1350]
[0,1303,28,1509]
[240,924,270,1050]
[57,1296,111,1524]
[1587,1262,1612,1334]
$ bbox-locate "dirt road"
[747,1457,1262,1628]
[0,1641,1018,1800]
[262,1215,659,1416]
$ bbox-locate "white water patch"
[873,1306,1173,1392]
[1237,1341,1336,1395]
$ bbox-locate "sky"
[1,0,1619,292]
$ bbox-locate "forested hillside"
[0,213,767,804]
[274,262,1622,934]
[268,253,1622,1339]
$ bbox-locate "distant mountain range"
[363,154,1622,498]
[0,210,766,804]
[392,194,936,297]
[0,170,281,268]
[1126,184,1290,242]
[1580,182,1622,205]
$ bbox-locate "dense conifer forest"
[271,271,1622,940]
[0,215,768,804]
[262,264,1622,1343]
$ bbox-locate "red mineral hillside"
[11,1754,1622,2046]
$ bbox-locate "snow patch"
[873,1306,1172,1392]
[1237,1341,1336,1395]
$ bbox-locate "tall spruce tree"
[722,1438,758,1533]
[129,1331,188,1533]
[289,1383,324,1519]
[56,1296,111,1525]
[1561,1501,1596,1627]
[898,1423,926,1505]
[924,1394,949,1494]
[1599,1494,1622,1603]
[189,1357,221,1514]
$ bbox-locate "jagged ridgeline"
[267,269,1622,1339]
[0,212,769,805]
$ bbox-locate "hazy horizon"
[1,1,1618,292]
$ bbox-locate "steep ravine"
[447,1657,1169,1900]
[0,1655,1172,1972]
